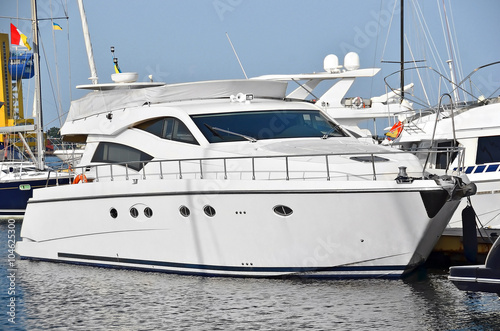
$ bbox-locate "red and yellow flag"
[385,121,404,140]
[10,23,31,50]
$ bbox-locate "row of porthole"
[180,205,293,217]
[110,207,153,219]
[109,205,293,219]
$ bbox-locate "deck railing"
[66,147,464,185]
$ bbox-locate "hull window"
[179,206,190,217]
[110,208,118,219]
[203,205,216,217]
[130,207,139,218]
[91,142,153,171]
[273,205,293,217]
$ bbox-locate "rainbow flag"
[53,22,63,31]
[10,23,31,50]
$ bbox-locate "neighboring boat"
[253,52,414,142]
[16,72,476,278]
[0,156,70,218]
[382,63,500,262]
[50,138,85,166]
[0,20,71,219]
[449,236,500,295]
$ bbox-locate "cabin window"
[136,117,198,145]
[91,142,153,171]
[191,109,348,143]
[435,141,458,169]
[476,136,500,164]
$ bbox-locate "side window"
[91,142,153,171]
[137,117,198,145]
[476,136,500,164]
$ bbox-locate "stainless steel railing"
[67,148,464,185]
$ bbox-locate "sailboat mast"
[31,0,45,170]
[400,0,404,101]
[77,0,98,84]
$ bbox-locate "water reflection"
[1,221,499,330]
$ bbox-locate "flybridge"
[66,80,289,122]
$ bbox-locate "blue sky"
[1,0,499,131]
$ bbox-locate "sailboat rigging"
[0,0,72,219]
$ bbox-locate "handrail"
[67,147,464,185]
[422,93,457,177]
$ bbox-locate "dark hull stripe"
[46,252,409,279]
[29,186,442,205]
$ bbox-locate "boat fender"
[73,174,88,184]
[462,205,477,263]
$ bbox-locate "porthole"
[203,205,216,217]
[273,205,293,217]
[130,207,139,218]
[179,205,190,217]
[110,208,118,219]
[144,207,153,218]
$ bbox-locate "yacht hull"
[17,178,460,278]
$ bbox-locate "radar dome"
[344,52,360,71]
[323,54,341,73]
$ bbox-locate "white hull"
[449,173,500,229]
[18,177,460,278]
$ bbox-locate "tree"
[47,126,61,138]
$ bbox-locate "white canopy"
[65,79,288,122]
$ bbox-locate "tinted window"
[191,110,347,143]
[91,142,153,171]
[436,141,458,169]
[476,136,500,164]
[137,117,198,144]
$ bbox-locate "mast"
[400,0,404,101]
[77,0,98,84]
[31,0,45,170]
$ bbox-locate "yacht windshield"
[191,110,347,143]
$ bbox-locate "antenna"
[226,32,248,79]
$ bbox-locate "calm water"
[2,221,500,331]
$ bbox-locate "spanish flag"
[53,22,63,31]
[385,121,404,140]
[10,23,31,50]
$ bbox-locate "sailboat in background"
[0,0,72,219]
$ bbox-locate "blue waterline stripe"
[57,252,407,274]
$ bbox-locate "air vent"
[204,205,216,217]
[273,205,293,217]
[179,206,190,217]
[350,156,389,163]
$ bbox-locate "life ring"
[73,174,88,184]
[353,96,364,109]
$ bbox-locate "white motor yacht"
[16,77,476,278]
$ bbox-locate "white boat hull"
[17,178,461,278]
